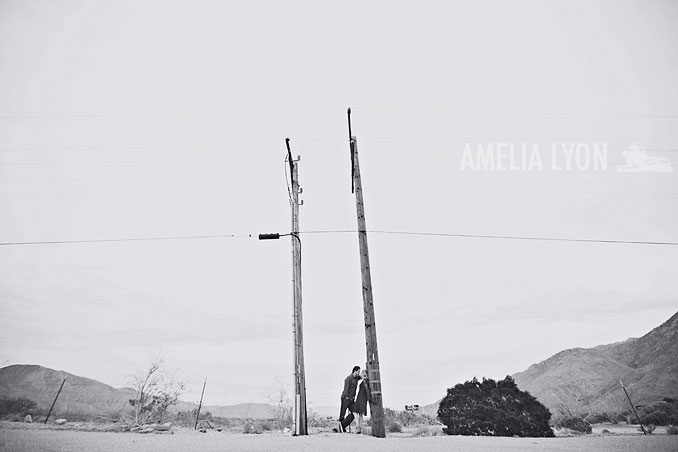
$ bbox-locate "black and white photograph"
[1,1,677,451]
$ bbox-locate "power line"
[0,161,134,166]
[0,144,159,152]
[348,106,678,120]
[0,234,251,246]
[0,113,147,120]
[4,108,678,121]
[2,229,677,247]
[299,230,678,246]
[358,139,678,154]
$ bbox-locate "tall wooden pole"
[620,380,646,435]
[287,139,308,436]
[348,109,386,438]
[44,378,66,424]
[194,378,207,430]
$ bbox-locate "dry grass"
[410,425,445,437]
[2,421,678,452]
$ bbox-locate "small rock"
[54,419,67,426]
[24,415,33,423]
[155,422,172,432]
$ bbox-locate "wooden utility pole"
[347,109,386,438]
[45,378,66,424]
[194,378,207,430]
[287,138,308,436]
[620,380,646,434]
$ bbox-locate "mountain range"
[0,364,284,419]
[420,310,678,418]
[513,310,678,416]
[2,310,676,420]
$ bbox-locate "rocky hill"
[0,365,278,419]
[0,364,132,417]
[513,310,678,416]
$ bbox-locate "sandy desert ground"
[1,423,678,452]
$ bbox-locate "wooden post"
[194,378,207,430]
[348,110,386,438]
[620,380,646,434]
[287,139,308,435]
[44,378,66,424]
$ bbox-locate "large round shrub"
[437,376,554,437]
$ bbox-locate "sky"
[1,0,677,411]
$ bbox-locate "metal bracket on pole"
[348,108,355,193]
[286,138,294,177]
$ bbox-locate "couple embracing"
[337,365,371,434]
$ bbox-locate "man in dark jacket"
[338,366,361,433]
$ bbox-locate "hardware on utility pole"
[347,108,386,438]
[287,138,308,436]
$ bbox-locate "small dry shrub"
[411,426,444,437]
[257,420,273,431]
[242,421,261,434]
[387,421,402,433]
[642,424,655,434]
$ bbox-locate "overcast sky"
[1,0,677,411]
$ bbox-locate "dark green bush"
[438,376,554,437]
[666,425,678,435]
[585,412,611,424]
[0,397,37,418]
[553,416,592,434]
[637,400,678,426]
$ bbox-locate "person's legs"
[338,398,348,422]
[338,398,350,433]
[342,400,355,431]
[357,414,363,433]
[344,412,354,432]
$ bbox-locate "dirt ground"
[1,422,677,452]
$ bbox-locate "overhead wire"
[297,230,678,246]
[1,229,677,246]
[2,108,678,120]
[0,234,251,246]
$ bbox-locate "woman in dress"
[354,369,371,434]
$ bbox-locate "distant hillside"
[418,399,441,419]
[381,400,444,421]
[513,310,678,416]
[0,364,132,417]
[0,365,279,419]
[308,405,339,419]
[200,402,276,419]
